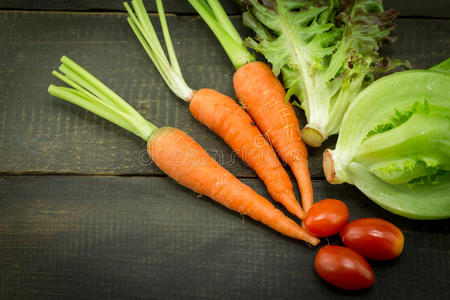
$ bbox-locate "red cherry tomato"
[340,218,404,261]
[315,245,375,290]
[304,199,349,237]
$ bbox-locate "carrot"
[149,127,316,243]
[123,0,305,219]
[189,88,305,218]
[234,62,314,213]
[189,0,314,212]
[48,56,320,245]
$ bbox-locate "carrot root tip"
[307,236,321,246]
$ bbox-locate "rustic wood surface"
[1,176,449,299]
[1,0,449,18]
[0,1,449,299]
[0,11,449,177]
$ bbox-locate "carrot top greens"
[123,0,194,101]
[188,0,255,70]
[49,56,157,141]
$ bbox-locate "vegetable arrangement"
[48,56,319,245]
[189,0,315,213]
[122,0,306,220]
[324,60,450,219]
[45,0,450,293]
[306,200,404,290]
[240,0,408,147]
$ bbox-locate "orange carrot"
[234,62,314,213]
[189,0,314,213]
[48,56,319,245]
[189,89,304,218]
[149,127,318,244]
[124,0,305,219]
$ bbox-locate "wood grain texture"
[0,11,254,176]
[0,11,449,177]
[1,176,449,299]
[0,4,448,300]
[1,0,449,18]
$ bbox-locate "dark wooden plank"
[386,0,450,18]
[0,0,241,14]
[1,0,449,18]
[0,11,449,177]
[0,176,448,299]
[0,11,255,177]
[381,19,450,70]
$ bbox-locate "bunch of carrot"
[48,59,318,245]
[188,0,314,213]
[46,0,324,246]
[123,0,306,220]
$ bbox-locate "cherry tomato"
[315,245,375,290]
[340,218,404,261]
[304,199,349,237]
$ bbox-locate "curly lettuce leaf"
[356,111,450,184]
[241,0,408,146]
[408,170,450,187]
[365,100,429,138]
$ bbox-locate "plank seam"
[0,172,326,180]
[0,9,448,20]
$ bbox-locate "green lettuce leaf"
[241,0,408,146]
[365,99,430,138]
[324,64,450,219]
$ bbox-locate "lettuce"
[323,59,450,219]
[241,0,408,146]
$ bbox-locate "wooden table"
[1,1,449,299]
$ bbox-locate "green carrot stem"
[124,0,193,101]
[49,56,157,141]
[188,0,255,70]
[59,56,142,115]
[206,0,242,45]
[52,70,105,105]
[156,0,182,76]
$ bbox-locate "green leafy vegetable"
[364,100,429,139]
[323,58,450,219]
[241,0,408,146]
